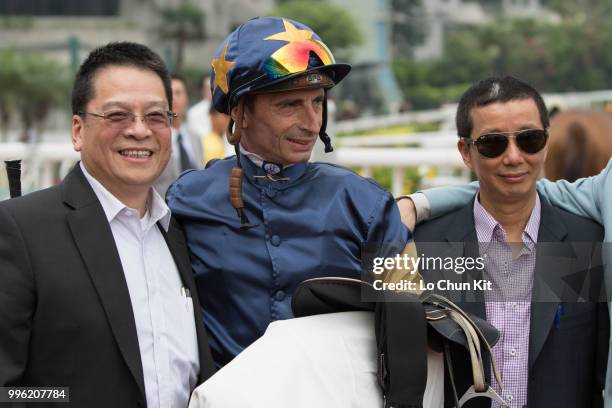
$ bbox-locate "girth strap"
[376,292,428,408]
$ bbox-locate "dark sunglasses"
[463,128,548,158]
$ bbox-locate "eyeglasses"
[463,128,548,158]
[78,110,176,130]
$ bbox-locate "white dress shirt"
[81,163,199,408]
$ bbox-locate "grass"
[337,121,441,137]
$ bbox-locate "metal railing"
[0,142,79,199]
[1,139,468,199]
[334,128,469,196]
[4,87,612,200]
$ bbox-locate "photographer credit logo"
[370,253,491,292]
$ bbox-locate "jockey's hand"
[396,197,416,232]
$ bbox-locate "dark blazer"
[0,165,215,407]
[414,193,608,408]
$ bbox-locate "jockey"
[166,16,412,366]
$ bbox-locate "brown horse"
[545,109,612,182]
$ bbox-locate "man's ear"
[72,115,84,152]
[457,138,473,170]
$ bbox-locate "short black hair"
[171,73,186,84]
[170,73,188,96]
[71,42,172,114]
[456,76,549,139]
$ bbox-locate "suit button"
[270,234,281,246]
[275,290,285,301]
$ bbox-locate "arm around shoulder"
[395,181,479,227]
[419,181,479,219]
[536,159,611,224]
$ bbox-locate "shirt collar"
[79,162,171,231]
[239,144,295,171]
[523,195,541,246]
[473,195,498,247]
[148,188,172,231]
[473,192,541,251]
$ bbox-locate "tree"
[157,0,206,72]
[392,15,612,110]
[389,0,426,57]
[271,0,362,53]
[0,50,69,142]
[543,0,612,22]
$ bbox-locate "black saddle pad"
[292,277,499,350]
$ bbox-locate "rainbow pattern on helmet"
[263,39,335,80]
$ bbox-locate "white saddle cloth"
[189,311,444,408]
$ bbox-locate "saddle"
[292,277,507,408]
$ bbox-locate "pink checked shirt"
[474,194,541,408]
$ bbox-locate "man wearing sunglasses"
[409,76,607,407]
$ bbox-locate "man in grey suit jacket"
[154,75,204,197]
[413,76,607,407]
[0,42,215,407]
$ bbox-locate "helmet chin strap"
[319,90,333,153]
[226,100,244,146]
[227,100,258,230]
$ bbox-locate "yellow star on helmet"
[265,18,313,43]
[211,43,234,94]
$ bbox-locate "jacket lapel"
[528,195,568,368]
[160,219,216,382]
[443,196,487,319]
[63,165,146,398]
[440,196,490,389]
